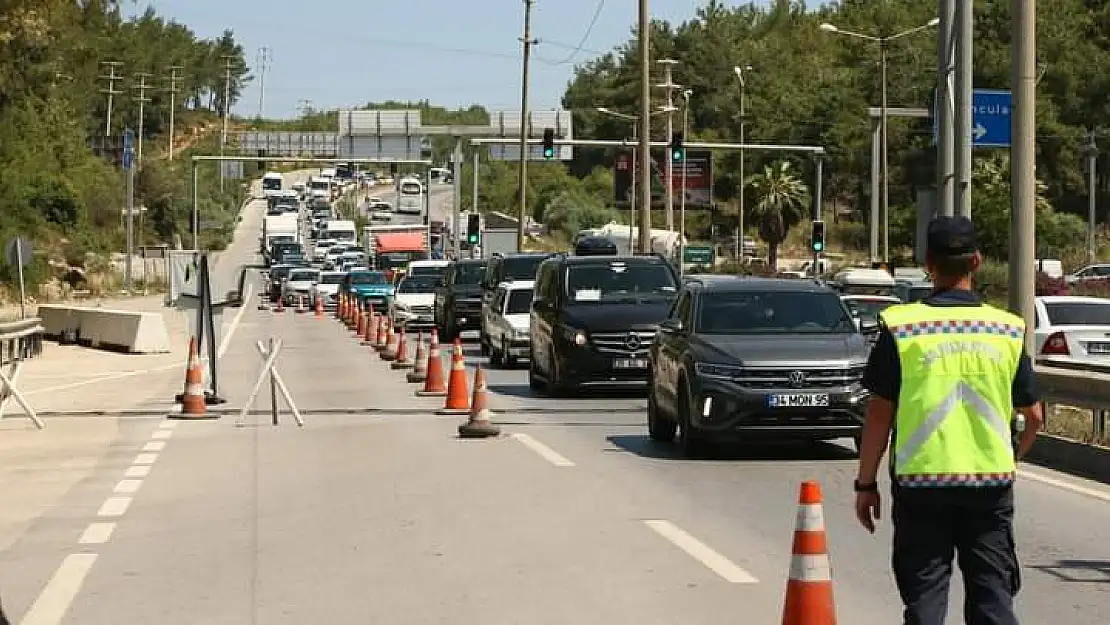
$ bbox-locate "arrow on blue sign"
[931,88,1012,148]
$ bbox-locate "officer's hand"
[855,491,881,534]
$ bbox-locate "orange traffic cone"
[407,332,428,383]
[458,366,500,438]
[295,294,305,313]
[382,322,400,361]
[362,310,376,344]
[275,295,285,313]
[355,305,366,336]
[315,295,324,318]
[391,327,413,370]
[782,481,837,625]
[176,337,210,419]
[417,330,448,397]
[375,316,390,351]
[435,339,470,415]
[335,294,344,319]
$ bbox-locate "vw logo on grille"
[788,370,807,387]
[624,333,642,350]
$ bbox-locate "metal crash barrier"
[1035,357,1110,440]
[0,317,46,428]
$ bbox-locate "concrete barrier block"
[37,304,81,339]
[35,305,171,354]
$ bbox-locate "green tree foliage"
[560,0,1110,249]
[746,160,810,269]
[0,0,250,289]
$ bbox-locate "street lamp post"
[598,106,669,254]
[820,18,939,263]
[680,90,692,276]
[733,65,753,263]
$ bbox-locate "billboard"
[614,149,713,208]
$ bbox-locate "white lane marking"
[643,519,760,584]
[218,281,251,359]
[159,420,178,429]
[512,433,575,467]
[78,522,116,545]
[150,429,173,440]
[18,553,98,625]
[113,479,143,494]
[97,497,131,517]
[24,362,180,396]
[141,441,166,452]
[132,453,158,465]
[124,465,151,478]
[1018,467,1110,503]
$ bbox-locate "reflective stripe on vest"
[880,302,1024,487]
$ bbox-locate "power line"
[535,0,607,65]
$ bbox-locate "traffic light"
[466,213,481,245]
[811,220,826,253]
[542,128,555,159]
[670,132,685,162]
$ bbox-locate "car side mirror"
[659,318,684,333]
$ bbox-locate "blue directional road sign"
[122,128,135,169]
[971,89,1012,148]
[931,88,1012,149]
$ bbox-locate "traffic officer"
[854,216,1044,625]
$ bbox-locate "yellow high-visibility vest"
[880,302,1024,487]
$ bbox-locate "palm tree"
[746,160,810,271]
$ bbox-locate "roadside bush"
[1071,277,1110,298]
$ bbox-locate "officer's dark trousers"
[892,485,1020,625]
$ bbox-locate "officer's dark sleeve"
[1012,349,1038,408]
[862,325,900,402]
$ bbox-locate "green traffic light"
[813,242,824,252]
[672,149,684,162]
[543,148,554,159]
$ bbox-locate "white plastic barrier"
[37,304,171,354]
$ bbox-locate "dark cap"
[926,216,978,257]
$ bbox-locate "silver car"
[282,267,320,306]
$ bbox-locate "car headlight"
[395,302,410,311]
[562,325,587,346]
[694,362,743,381]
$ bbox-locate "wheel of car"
[647,383,677,443]
[479,332,491,356]
[528,348,544,391]
[676,380,702,458]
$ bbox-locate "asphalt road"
[2,189,1109,624]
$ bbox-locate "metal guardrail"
[0,317,45,428]
[1034,357,1110,440]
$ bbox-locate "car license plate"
[1089,342,1110,354]
[768,394,830,408]
[614,358,649,369]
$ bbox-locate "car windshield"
[506,289,533,314]
[698,291,856,334]
[503,256,545,282]
[289,269,319,282]
[320,273,344,285]
[398,276,438,293]
[1045,301,1110,326]
[455,263,487,285]
[565,262,677,302]
[843,298,898,320]
[350,272,387,285]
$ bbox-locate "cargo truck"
[363,224,431,279]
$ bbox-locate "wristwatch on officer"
[853,479,878,493]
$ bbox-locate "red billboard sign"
[613,149,714,208]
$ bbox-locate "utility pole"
[953,0,974,219]
[99,61,124,137]
[734,65,752,263]
[638,0,652,255]
[515,0,536,252]
[1085,130,1099,265]
[657,58,680,233]
[879,40,890,262]
[256,46,272,118]
[166,65,183,160]
[936,0,955,218]
[132,73,153,166]
[220,55,236,191]
[1009,0,1036,354]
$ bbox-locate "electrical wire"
[535,0,607,66]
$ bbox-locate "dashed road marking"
[159,420,178,429]
[151,429,174,440]
[133,453,158,465]
[113,479,143,494]
[124,465,151,478]
[512,433,575,467]
[78,522,116,545]
[97,497,131,517]
[141,441,166,452]
[18,553,98,625]
[643,519,760,584]
[1018,467,1110,503]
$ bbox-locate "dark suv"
[434,259,488,341]
[529,254,679,394]
[648,276,873,456]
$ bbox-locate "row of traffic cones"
[268,293,326,317]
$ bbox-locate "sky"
[128,1,764,119]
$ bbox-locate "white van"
[833,268,897,296]
[261,172,283,199]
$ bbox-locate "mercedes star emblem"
[624,333,641,350]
